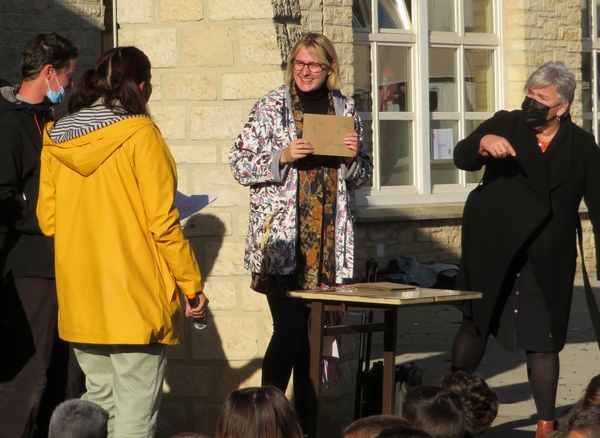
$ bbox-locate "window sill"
[354,203,591,223]
[355,202,465,222]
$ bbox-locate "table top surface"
[287,284,481,306]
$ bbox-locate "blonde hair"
[284,33,342,90]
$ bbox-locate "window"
[582,0,599,135]
[353,0,501,205]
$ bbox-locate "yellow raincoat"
[37,116,202,345]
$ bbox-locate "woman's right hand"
[478,134,516,158]
[280,139,314,164]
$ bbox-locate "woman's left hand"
[343,132,360,165]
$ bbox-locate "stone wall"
[0,0,103,83]
[504,0,583,120]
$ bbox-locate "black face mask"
[521,96,560,129]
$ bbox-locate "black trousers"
[0,276,83,438]
[262,295,311,431]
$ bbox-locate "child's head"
[437,371,499,437]
[568,405,600,438]
[401,386,465,438]
[376,425,433,438]
[215,386,303,438]
[343,415,409,438]
[48,399,108,438]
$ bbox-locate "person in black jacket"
[450,61,600,438]
[0,33,79,438]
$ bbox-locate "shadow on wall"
[0,0,103,89]
[158,213,263,437]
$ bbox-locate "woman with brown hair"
[215,386,303,438]
[37,46,208,437]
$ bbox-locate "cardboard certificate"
[303,113,355,158]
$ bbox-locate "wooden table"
[287,285,481,438]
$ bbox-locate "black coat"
[454,110,600,351]
[0,86,55,278]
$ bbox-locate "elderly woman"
[450,61,600,438]
[229,33,372,429]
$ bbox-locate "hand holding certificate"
[303,114,355,158]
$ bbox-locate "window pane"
[378,0,412,30]
[582,0,590,38]
[582,52,592,113]
[354,45,372,112]
[380,120,412,186]
[465,49,494,112]
[465,120,485,183]
[378,46,410,112]
[362,119,374,187]
[597,3,600,38]
[582,119,593,135]
[429,48,457,112]
[430,121,458,184]
[428,0,455,32]
[465,0,493,33]
[353,0,371,29]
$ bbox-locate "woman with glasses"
[229,33,372,430]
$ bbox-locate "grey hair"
[524,61,576,116]
[48,399,109,438]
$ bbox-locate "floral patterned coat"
[229,85,372,284]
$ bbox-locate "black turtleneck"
[296,81,330,115]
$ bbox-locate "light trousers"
[73,343,167,438]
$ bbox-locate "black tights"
[451,317,559,420]
[262,295,311,431]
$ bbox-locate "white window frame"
[353,0,504,206]
[582,0,600,137]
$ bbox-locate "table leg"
[382,308,398,415]
[308,301,325,438]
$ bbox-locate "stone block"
[160,0,203,22]
[208,0,273,20]
[169,145,217,165]
[181,27,233,68]
[119,28,177,68]
[204,241,246,276]
[221,146,231,164]
[183,212,232,237]
[194,403,223,435]
[239,25,282,66]
[190,105,244,140]
[324,26,354,43]
[164,364,210,397]
[176,166,188,191]
[214,364,262,397]
[242,285,269,311]
[156,402,189,438]
[191,316,258,360]
[239,214,249,236]
[203,282,236,310]
[222,71,283,100]
[150,105,186,140]
[163,73,217,101]
[324,6,352,26]
[149,75,162,101]
[117,0,153,23]
[191,165,248,206]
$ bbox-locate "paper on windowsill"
[175,191,218,220]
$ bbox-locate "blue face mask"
[46,72,65,104]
